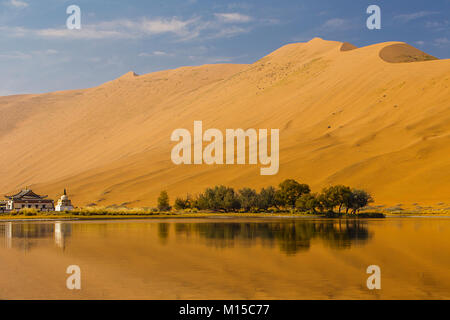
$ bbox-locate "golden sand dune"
[0,38,449,207]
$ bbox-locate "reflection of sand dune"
[0,38,449,207]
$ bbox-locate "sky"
[0,0,449,95]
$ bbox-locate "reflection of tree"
[315,220,370,249]
[158,223,170,244]
[172,220,371,255]
[0,219,370,255]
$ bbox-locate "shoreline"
[0,211,450,222]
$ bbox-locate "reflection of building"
[0,200,7,213]
[0,221,71,250]
[55,189,74,212]
[4,222,12,248]
[4,189,54,211]
[54,222,64,248]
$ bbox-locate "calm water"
[0,217,449,299]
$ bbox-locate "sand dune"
[0,38,449,208]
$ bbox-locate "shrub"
[157,191,171,212]
[174,195,192,210]
[19,208,38,216]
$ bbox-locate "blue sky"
[0,0,449,95]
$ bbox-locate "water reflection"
[0,219,371,255]
[0,222,72,251]
[158,223,170,244]
[173,219,372,255]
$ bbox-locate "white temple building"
[5,189,54,211]
[55,189,74,212]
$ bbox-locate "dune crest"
[0,38,449,207]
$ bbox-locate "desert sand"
[0,38,449,207]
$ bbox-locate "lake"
[0,217,449,299]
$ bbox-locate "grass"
[0,206,387,220]
[377,208,450,215]
[2,205,450,221]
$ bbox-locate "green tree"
[295,193,319,213]
[256,186,277,210]
[223,188,241,212]
[319,185,352,213]
[276,179,311,208]
[238,188,258,212]
[157,191,171,211]
[317,192,334,212]
[196,185,240,212]
[196,187,216,210]
[332,185,352,213]
[346,189,374,214]
[174,196,189,210]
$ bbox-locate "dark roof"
[5,189,48,200]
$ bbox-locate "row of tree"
[157,179,373,214]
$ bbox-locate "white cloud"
[152,51,170,56]
[322,18,348,29]
[209,26,250,39]
[0,49,59,60]
[0,17,198,40]
[1,16,244,41]
[425,20,449,31]
[35,27,131,40]
[31,49,59,55]
[434,37,450,46]
[0,51,31,59]
[394,11,438,22]
[0,11,271,42]
[214,13,253,23]
[5,0,28,8]
[320,18,355,31]
[138,51,174,57]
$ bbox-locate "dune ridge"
[0,38,449,208]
